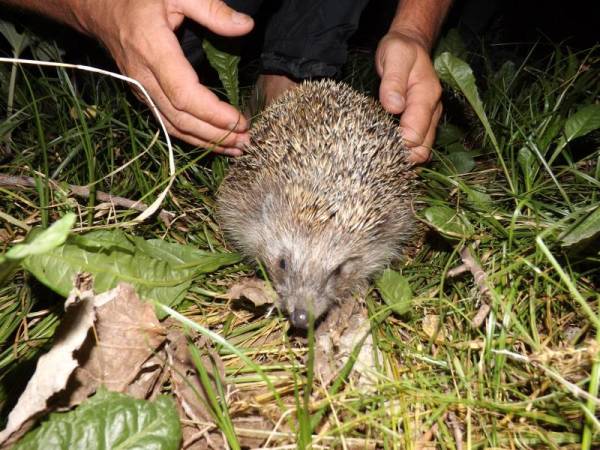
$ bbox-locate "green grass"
[0,29,599,449]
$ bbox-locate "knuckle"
[169,113,189,133]
[169,86,190,111]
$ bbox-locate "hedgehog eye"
[332,265,342,277]
[279,258,286,270]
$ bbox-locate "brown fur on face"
[217,80,417,328]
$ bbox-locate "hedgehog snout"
[281,289,332,330]
[290,308,309,329]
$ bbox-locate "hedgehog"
[217,80,417,329]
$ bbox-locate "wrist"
[385,27,433,51]
[388,0,452,52]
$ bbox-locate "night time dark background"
[0,0,597,74]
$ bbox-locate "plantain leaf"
[0,19,31,56]
[563,104,600,143]
[423,205,474,240]
[1,213,75,262]
[462,184,492,209]
[446,150,475,174]
[560,206,600,247]
[433,28,467,61]
[435,123,465,147]
[202,38,240,108]
[22,230,240,316]
[0,213,76,286]
[434,52,499,154]
[517,146,539,190]
[14,390,181,450]
[376,269,412,316]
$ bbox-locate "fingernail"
[387,93,405,110]
[224,147,243,157]
[232,12,252,25]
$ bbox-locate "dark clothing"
[180,0,370,79]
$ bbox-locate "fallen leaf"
[315,295,378,389]
[67,283,166,404]
[226,278,278,307]
[0,275,97,446]
[422,314,446,344]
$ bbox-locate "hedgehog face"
[262,232,363,329]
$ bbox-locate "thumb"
[180,0,254,37]
[377,41,412,114]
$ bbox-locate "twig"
[448,245,493,328]
[416,412,445,448]
[446,410,463,450]
[0,173,174,226]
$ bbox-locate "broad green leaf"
[0,19,31,55]
[563,104,600,143]
[22,230,240,314]
[134,237,242,271]
[560,207,600,247]
[202,38,240,108]
[1,213,75,262]
[434,53,502,171]
[550,105,600,164]
[462,184,492,209]
[537,115,564,153]
[435,123,465,147]
[70,229,135,253]
[423,205,474,239]
[446,150,475,174]
[433,28,467,61]
[376,269,412,316]
[14,390,181,450]
[517,146,537,183]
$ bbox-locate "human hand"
[74,0,254,155]
[376,30,442,164]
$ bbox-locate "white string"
[0,57,175,225]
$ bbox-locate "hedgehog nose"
[290,309,309,329]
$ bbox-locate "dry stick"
[451,245,492,328]
[0,174,174,226]
[416,411,446,448]
[446,410,464,450]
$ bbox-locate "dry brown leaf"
[0,274,98,446]
[315,296,378,389]
[226,278,278,307]
[232,417,273,448]
[67,283,166,404]
[422,314,446,344]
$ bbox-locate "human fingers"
[177,0,254,36]
[398,69,441,148]
[135,66,249,149]
[144,29,249,133]
[376,37,413,114]
[407,103,442,164]
[160,113,243,156]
